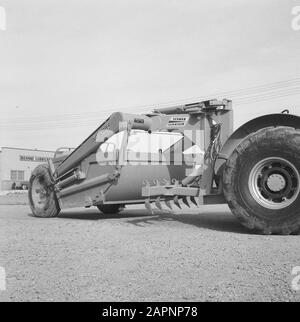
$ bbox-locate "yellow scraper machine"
[29,99,300,234]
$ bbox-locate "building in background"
[0,147,55,190]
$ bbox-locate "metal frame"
[51,99,233,211]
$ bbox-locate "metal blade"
[165,199,173,210]
[155,197,162,210]
[190,196,198,207]
[173,196,181,209]
[182,196,190,208]
[145,198,154,214]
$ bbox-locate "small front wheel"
[223,127,300,235]
[28,164,60,218]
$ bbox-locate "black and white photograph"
[0,0,300,307]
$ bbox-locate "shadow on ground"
[57,209,143,221]
[56,206,251,235]
[126,211,251,234]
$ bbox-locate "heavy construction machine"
[28,99,300,234]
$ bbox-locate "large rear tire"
[28,164,60,218]
[223,127,300,235]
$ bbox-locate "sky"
[0,0,300,150]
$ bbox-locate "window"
[10,170,25,181]
[18,171,24,181]
[10,170,17,181]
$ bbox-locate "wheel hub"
[266,173,286,192]
[248,157,300,210]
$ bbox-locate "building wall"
[0,152,2,188]
[0,147,55,190]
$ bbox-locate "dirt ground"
[0,204,300,302]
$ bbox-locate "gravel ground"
[0,204,300,302]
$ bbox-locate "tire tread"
[223,126,300,235]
